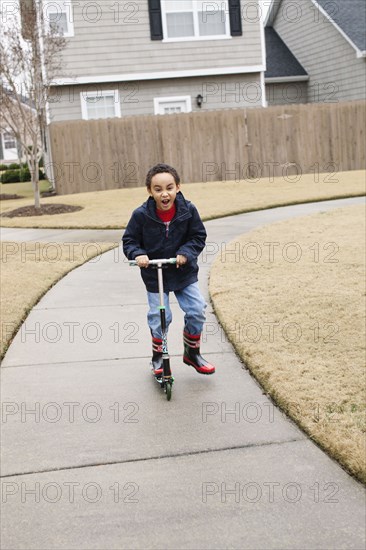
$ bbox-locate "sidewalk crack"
[1,438,305,478]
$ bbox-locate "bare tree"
[0,0,66,210]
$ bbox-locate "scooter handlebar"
[129,258,177,267]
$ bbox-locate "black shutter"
[20,0,36,40]
[148,0,163,40]
[228,0,242,36]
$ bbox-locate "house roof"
[265,27,308,79]
[1,85,35,109]
[317,0,366,53]
[265,0,366,55]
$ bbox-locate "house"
[47,0,267,122]
[264,0,366,104]
[0,90,35,165]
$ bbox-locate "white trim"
[356,50,366,59]
[80,89,121,120]
[154,95,192,115]
[52,66,265,86]
[260,72,267,107]
[265,76,309,83]
[264,0,282,27]
[162,35,231,43]
[308,0,364,57]
[259,14,268,106]
[263,0,273,26]
[259,7,267,70]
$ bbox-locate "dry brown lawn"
[1,170,365,228]
[0,241,116,358]
[209,203,366,483]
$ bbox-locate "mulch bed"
[0,194,25,200]
[1,204,83,218]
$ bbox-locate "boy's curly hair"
[145,163,180,189]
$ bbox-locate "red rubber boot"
[151,337,163,377]
[183,331,216,375]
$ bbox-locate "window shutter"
[148,0,163,40]
[228,0,242,36]
[20,0,36,40]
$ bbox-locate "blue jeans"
[147,282,207,339]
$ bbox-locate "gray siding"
[266,82,308,105]
[273,0,366,102]
[49,73,262,122]
[56,0,263,80]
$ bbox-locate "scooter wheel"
[165,381,172,401]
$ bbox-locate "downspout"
[260,3,268,107]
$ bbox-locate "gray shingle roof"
[317,0,366,52]
[265,27,308,78]
[318,0,366,52]
[267,0,366,52]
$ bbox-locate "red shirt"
[156,203,176,237]
[156,203,176,222]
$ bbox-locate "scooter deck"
[150,363,173,385]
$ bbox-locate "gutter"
[265,76,310,83]
[51,66,265,86]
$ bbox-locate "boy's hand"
[176,254,187,268]
[135,255,149,268]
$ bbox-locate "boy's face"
[149,172,180,211]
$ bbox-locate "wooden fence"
[48,100,366,194]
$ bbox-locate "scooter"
[129,258,176,401]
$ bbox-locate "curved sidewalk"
[1,197,365,550]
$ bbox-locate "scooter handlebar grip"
[129,258,177,266]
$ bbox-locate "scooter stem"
[157,262,165,308]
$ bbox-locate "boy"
[122,163,215,377]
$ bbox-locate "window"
[154,96,192,115]
[148,0,242,41]
[45,2,74,37]
[161,0,229,41]
[3,132,16,150]
[1,131,18,161]
[80,90,121,120]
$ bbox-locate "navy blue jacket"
[122,192,206,293]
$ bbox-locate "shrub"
[0,168,44,183]
[0,170,20,183]
[19,167,31,181]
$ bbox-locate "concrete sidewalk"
[1,197,365,549]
